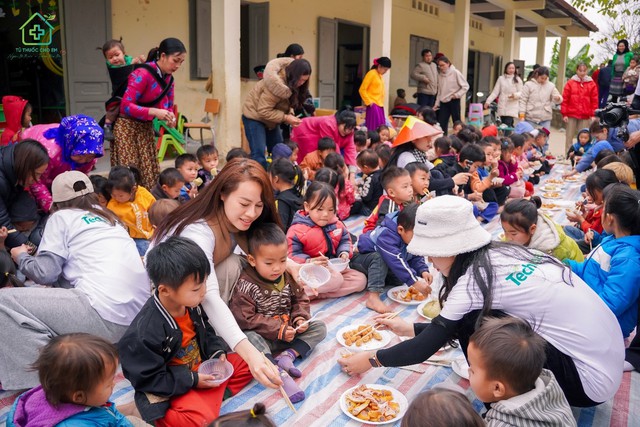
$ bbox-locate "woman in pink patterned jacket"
[112,37,186,189]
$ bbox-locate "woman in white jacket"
[484,62,523,127]
[434,56,469,135]
[519,66,562,129]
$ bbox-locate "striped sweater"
[485,369,577,427]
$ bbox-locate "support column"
[371,0,392,112]
[453,0,470,118]
[502,8,516,62]
[556,35,568,92]
[211,0,241,156]
[536,25,546,65]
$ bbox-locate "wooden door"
[318,17,337,109]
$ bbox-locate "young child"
[0,95,32,145]
[376,144,391,169]
[175,153,200,202]
[431,137,456,168]
[405,162,431,203]
[196,145,220,190]
[225,147,250,162]
[623,57,639,96]
[468,317,575,426]
[363,167,414,233]
[401,389,484,427]
[119,237,253,426]
[151,168,185,201]
[352,149,382,216]
[323,152,355,220]
[7,333,133,426]
[107,166,156,256]
[209,403,275,427]
[148,198,180,230]
[368,130,382,151]
[564,122,614,178]
[394,88,407,107]
[299,137,336,180]
[452,120,464,135]
[285,141,300,164]
[269,158,304,230]
[89,175,111,208]
[564,169,620,252]
[354,130,369,153]
[566,184,640,339]
[377,125,391,145]
[229,224,327,402]
[501,197,583,262]
[271,142,293,162]
[567,128,593,166]
[498,140,526,199]
[358,203,432,304]
[101,39,144,140]
[287,181,366,298]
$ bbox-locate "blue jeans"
[417,93,436,108]
[133,238,150,256]
[563,225,585,242]
[242,115,283,169]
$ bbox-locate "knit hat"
[407,196,492,257]
[392,116,442,147]
[52,171,94,203]
[481,125,498,137]
[514,121,534,135]
[539,127,550,137]
[272,143,293,160]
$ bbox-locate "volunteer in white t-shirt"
[338,196,624,408]
[0,171,149,390]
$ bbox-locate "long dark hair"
[617,39,630,54]
[285,59,312,110]
[603,183,640,235]
[504,61,520,84]
[322,152,346,194]
[146,37,186,62]
[13,139,49,186]
[52,193,123,227]
[269,158,304,195]
[154,158,280,243]
[439,242,570,326]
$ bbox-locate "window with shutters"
[189,1,269,80]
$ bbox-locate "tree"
[549,40,594,82]
[593,4,640,61]
[573,0,640,18]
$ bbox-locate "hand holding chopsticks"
[260,353,297,413]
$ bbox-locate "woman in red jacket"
[561,63,598,153]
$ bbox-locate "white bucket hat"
[407,196,492,257]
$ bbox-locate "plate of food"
[542,192,562,199]
[340,384,408,425]
[451,358,470,380]
[417,299,442,321]
[337,324,392,352]
[545,178,564,185]
[564,175,581,182]
[387,285,428,305]
[540,202,562,211]
[541,184,563,192]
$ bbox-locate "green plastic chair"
[154,118,186,161]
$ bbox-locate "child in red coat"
[561,63,598,152]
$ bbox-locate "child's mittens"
[276,348,302,378]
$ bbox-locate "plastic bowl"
[328,258,349,272]
[299,264,331,288]
[198,359,234,386]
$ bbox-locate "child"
[564,169,620,253]
[363,167,414,233]
[225,147,250,162]
[107,166,155,256]
[566,184,640,339]
[358,203,432,304]
[368,130,382,151]
[376,144,391,169]
[351,149,382,216]
[603,161,635,187]
[287,182,366,298]
[90,175,111,208]
[209,403,275,427]
[0,227,24,288]
[0,95,32,145]
[501,197,583,262]
[299,137,336,180]
[101,39,144,140]
[323,152,355,220]
[468,317,576,426]
[377,125,391,145]
[401,389,484,427]
[7,333,134,426]
[148,199,180,230]
[498,140,526,198]
[622,57,639,96]
[229,224,327,402]
[196,145,220,190]
[271,143,293,162]
[452,120,464,135]
[394,88,407,107]
[119,237,253,426]
[405,162,431,203]
[567,128,593,166]
[285,141,300,164]
[431,137,455,168]
[354,130,369,153]
[151,168,185,201]
[269,158,304,230]
[564,121,614,178]
[175,153,199,202]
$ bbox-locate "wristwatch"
[369,352,383,368]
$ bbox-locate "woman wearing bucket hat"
[338,195,624,407]
[0,171,149,390]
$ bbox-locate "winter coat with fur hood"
[561,75,598,120]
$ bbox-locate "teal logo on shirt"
[505,263,538,286]
[81,214,107,225]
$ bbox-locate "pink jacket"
[498,159,519,186]
[337,180,356,220]
[120,62,174,121]
[20,124,96,212]
[291,115,356,166]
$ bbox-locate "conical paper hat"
[392,116,443,147]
